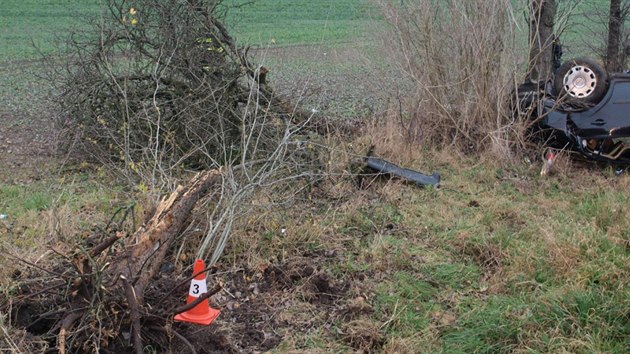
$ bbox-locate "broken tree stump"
[110,169,222,303]
[6,169,224,354]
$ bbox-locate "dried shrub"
[50,0,328,299]
[54,0,293,185]
[377,0,525,156]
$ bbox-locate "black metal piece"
[365,157,440,187]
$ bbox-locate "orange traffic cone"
[174,259,220,325]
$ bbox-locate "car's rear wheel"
[553,58,608,107]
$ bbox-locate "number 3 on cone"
[189,279,207,297]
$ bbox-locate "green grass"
[225,0,375,46]
[0,184,50,214]
[2,1,630,353]
[0,178,124,261]
[439,286,630,353]
[0,0,375,62]
[300,157,630,352]
[0,0,103,61]
[0,0,619,61]
[0,177,123,220]
[224,156,629,352]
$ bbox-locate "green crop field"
[1,1,630,353]
[0,0,102,61]
[0,0,618,61]
[224,0,375,45]
[0,0,375,62]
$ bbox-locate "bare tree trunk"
[528,0,557,82]
[607,0,623,72]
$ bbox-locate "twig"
[171,284,222,316]
[170,328,198,354]
[16,281,64,302]
[157,266,214,304]
[34,250,53,265]
[105,204,135,231]
[89,232,124,258]
[49,247,69,260]
[1,323,22,354]
[46,307,88,333]
[3,251,67,278]
[221,286,236,299]
[58,312,82,354]
[121,275,143,354]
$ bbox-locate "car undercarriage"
[521,57,630,165]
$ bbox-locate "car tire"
[553,58,608,107]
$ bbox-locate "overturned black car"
[520,57,630,165]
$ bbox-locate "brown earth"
[9,251,381,353]
[0,62,59,184]
[0,113,57,183]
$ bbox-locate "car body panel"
[532,74,630,164]
[540,75,630,137]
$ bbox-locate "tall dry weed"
[377,0,526,159]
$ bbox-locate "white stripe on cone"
[188,279,208,297]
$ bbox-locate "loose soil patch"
[0,62,58,184]
[0,113,57,183]
[8,252,356,353]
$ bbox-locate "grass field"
[0,0,374,61]
[1,1,630,353]
[0,0,102,61]
[255,148,630,351]
[225,0,375,46]
[0,0,615,60]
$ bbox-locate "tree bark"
[528,0,557,82]
[110,169,222,304]
[607,0,623,72]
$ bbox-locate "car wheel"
[553,58,608,106]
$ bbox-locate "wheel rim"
[562,65,597,98]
